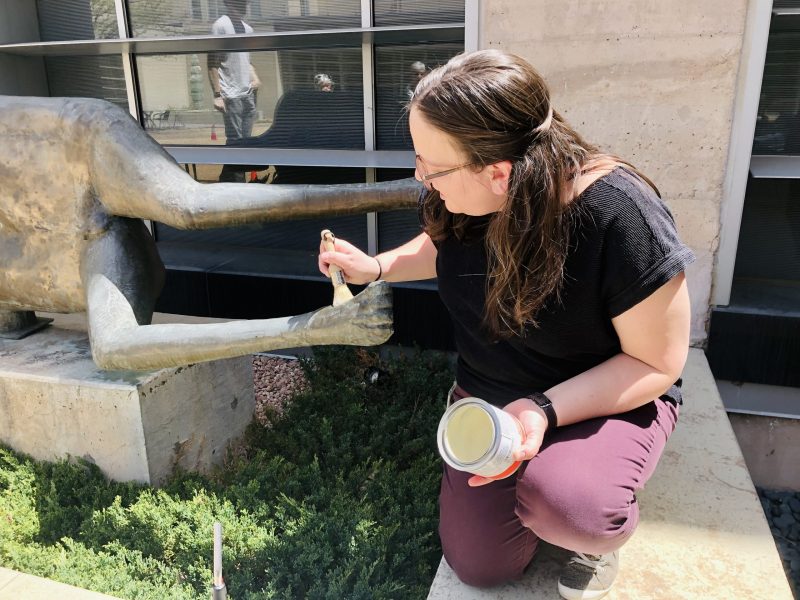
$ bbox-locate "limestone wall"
[481,0,750,344]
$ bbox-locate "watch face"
[531,393,550,408]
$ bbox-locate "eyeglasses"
[415,155,474,190]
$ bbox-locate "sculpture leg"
[0,310,53,340]
[82,220,393,371]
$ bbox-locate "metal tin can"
[437,397,524,480]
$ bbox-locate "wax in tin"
[437,397,524,480]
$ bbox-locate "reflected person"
[208,0,261,182]
[405,60,427,99]
[314,73,335,92]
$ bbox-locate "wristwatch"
[213,92,221,98]
[526,392,558,430]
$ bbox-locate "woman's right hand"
[319,237,382,285]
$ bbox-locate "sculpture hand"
[305,281,392,346]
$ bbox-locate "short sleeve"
[601,174,695,317]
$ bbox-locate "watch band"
[526,392,558,430]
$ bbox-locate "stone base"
[0,327,254,485]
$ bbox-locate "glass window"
[36,0,119,41]
[128,0,361,38]
[752,6,800,155]
[136,48,364,148]
[373,0,464,27]
[374,43,463,150]
[25,0,466,282]
[154,164,369,275]
[376,168,424,253]
[156,206,368,252]
[45,56,128,108]
[733,178,800,282]
[730,177,800,311]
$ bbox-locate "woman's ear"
[487,160,512,195]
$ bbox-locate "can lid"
[438,398,496,466]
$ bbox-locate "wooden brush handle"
[320,230,354,306]
[321,230,346,286]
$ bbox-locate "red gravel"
[252,355,308,426]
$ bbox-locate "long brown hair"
[411,49,656,337]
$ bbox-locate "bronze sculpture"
[0,96,419,370]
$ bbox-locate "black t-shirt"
[428,167,696,407]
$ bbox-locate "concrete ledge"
[0,567,119,599]
[727,412,800,492]
[426,349,794,599]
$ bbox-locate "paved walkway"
[427,349,795,599]
[0,568,119,599]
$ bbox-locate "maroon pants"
[439,384,679,588]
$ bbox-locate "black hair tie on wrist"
[373,256,383,282]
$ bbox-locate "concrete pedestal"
[0,327,254,485]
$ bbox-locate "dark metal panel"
[156,268,454,351]
[706,308,800,387]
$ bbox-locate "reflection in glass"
[733,178,800,283]
[373,0,464,27]
[136,48,363,152]
[374,43,464,150]
[376,168,424,254]
[36,0,119,41]
[45,55,128,108]
[128,0,360,38]
[154,164,368,272]
[752,19,800,155]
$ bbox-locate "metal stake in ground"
[212,522,227,600]
[321,229,354,306]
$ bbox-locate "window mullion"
[113,0,139,120]
[362,0,378,256]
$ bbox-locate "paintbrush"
[321,229,354,306]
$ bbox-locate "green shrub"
[0,347,454,599]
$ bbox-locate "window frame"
[0,0,477,252]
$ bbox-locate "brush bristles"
[332,285,354,306]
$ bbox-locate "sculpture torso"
[0,96,121,313]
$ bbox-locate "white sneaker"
[557,551,619,600]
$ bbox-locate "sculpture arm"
[80,219,394,371]
[85,272,393,370]
[87,102,421,229]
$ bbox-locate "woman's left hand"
[467,398,549,487]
